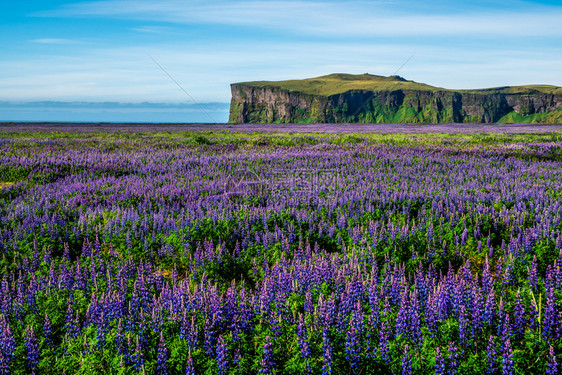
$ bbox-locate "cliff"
[228,73,562,124]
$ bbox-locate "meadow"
[1,126,562,374]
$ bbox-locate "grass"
[3,129,562,148]
[236,73,441,96]
[466,85,562,96]
[235,73,562,97]
[498,109,562,124]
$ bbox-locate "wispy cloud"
[34,0,562,37]
[30,38,81,44]
[131,26,172,34]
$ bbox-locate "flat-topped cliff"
[229,73,562,124]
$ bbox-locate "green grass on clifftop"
[237,73,439,96]
[236,73,562,97]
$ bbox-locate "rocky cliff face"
[229,83,562,124]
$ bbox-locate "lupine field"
[2,127,562,374]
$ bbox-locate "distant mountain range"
[229,73,562,124]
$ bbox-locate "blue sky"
[1,0,562,122]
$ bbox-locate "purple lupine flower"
[363,314,376,361]
[82,239,92,258]
[484,289,495,326]
[402,345,412,375]
[495,256,504,278]
[396,293,410,340]
[435,347,445,375]
[0,318,15,367]
[115,320,124,355]
[63,242,71,262]
[547,345,558,375]
[43,247,52,265]
[181,315,197,351]
[186,350,195,375]
[500,314,513,354]
[544,285,559,343]
[203,316,216,357]
[497,299,506,337]
[458,305,469,348]
[296,314,311,372]
[529,297,539,332]
[269,312,283,339]
[0,349,9,375]
[409,292,422,347]
[65,303,79,339]
[502,259,514,288]
[482,256,492,296]
[426,295,438,338]
[43,314,52,348]
[322,331,333,375]
[59,263,73,290]
[557,249,562,290]
[24,326,39,373]
[95,311,107,349]
[82,334,90,356]
[74,262,87,291]
[233,347,241,370]
[528,256,538,289]
[513,292,525,340]
[151,306,164,333]
[123,334,133,367]
[447,342,458,375]
[258,335,274,374]
[546,265,555,290]
[216,335,228,375]
[156,331,168,375]
[304,291,313,315]
[502,338,514,375]
[379,318,390,362]
[471,288,483,339]
[486,335,497,374]
[345,325,361,370]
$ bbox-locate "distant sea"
[0,101,230,123]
